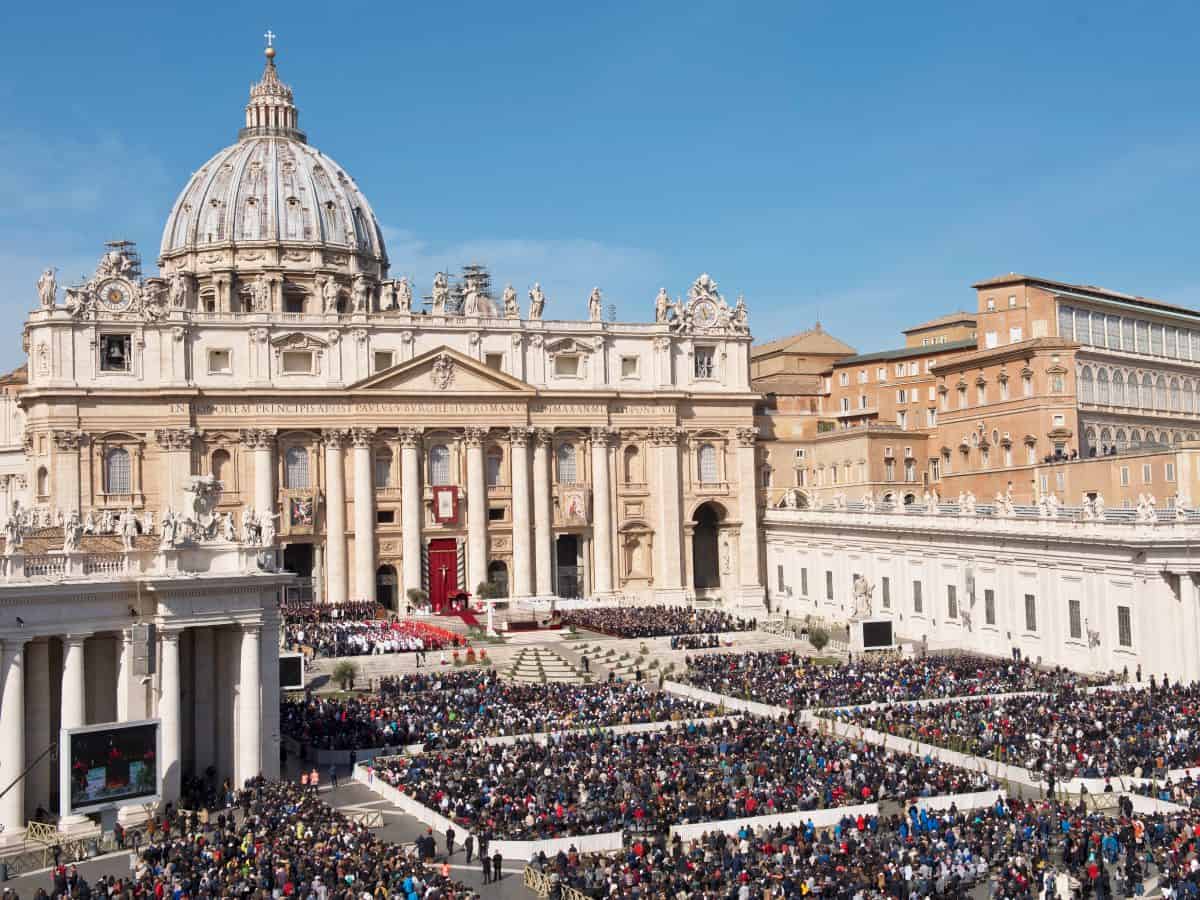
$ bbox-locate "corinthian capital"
[590,426,619,447]
[398,427,423,449]
[508,426,533,447]
[463,426,489,448]
[155,428,197,451]
[239,428,276,450]
[349,426,376,448]
[52,429,85,452]
[735,426,760,448]
[320,429,349,450]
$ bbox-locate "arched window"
[486,448,503,487]
[698,444,718,484]
[1112,370,1124,406]
[430,444,451,486]
[1184,380,1194,414]
[1142,373,1153,408]
[374,449,392,488]
[556,443,577,484]
[284,446,310,489]
[1171,378,1181,411]
[1100,427,1112,446]
[1097,369,1109,404]
[1084,427,1097,452]
[1156,374,1168,410]
[211,448,231,486]
[1114,429,1127,449]
[1079,367,1094,403]
[623,445,641,483]
[105,448,131,494]
[1131,429,1143,446]
[36,466,49,498]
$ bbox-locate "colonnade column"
[465,427,489,594]
[0,638,26,844]
[532,429,554,597]
[191,627,216,775]
[651,426,685,600]
[237,625,262,785]
[59,633,90,828]
[24,637,50,824]
[590,426,617,597]
[158,629,182,803]
[509,427,533,598]
[351,428,377,606]
[735,426,766,607]
[259,610,281,780]
[322,430,348,605]
[399,428,423,602]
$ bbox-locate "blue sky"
[2,1,1199,370]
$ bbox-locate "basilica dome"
[159,48,387,267]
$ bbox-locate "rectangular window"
[908,362,919,376]
[1135,320,1148,353]
[1058,305,1073,339]
[895,363,905,377]
[1009,326,1023,343]
[801,568,808,597]
[1142,463,1152,483]
[485,352,505,372]
[825,570,834,601]
[1120,466,1130,486]
[556,354,581,377]
[1166,462,1176,481]
[1055,471,1065,491]
[100,334,133,372]
[375,509,396,524]
[999,380,1009,401]
[897,389,907,403]
[877,367,886,381]
[896,410,908,429]
[947,585,957,619]
[1151,324,1164,356]
[984,588,996,625]
[1118,605,1133,647]
[1107,316,1120,349]
[373,350,394,372]
[1122,317,1134,350]
[694,347,716,379]
[841,397,850,411]
[881,576,891,609]
[1167,327,1178,357]
[1040,474,1049,494]
[1024,593,1037,632]
[620,355,639,378]
[488,506,505,522]
[777,564,785,593]
[839,372,849,386]
[280,350,313,374]
[207,349,232,374]
[1068,598,1082,640]
[912,580,923,613]
[926,407,937,427]
[985,331,998,349]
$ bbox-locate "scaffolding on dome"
[104,240,142,280]
[420,264,495,314]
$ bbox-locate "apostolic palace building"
[5,38,1200,846]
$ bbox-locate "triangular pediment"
[349,346,536,395]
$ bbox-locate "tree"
[475,581,498,601]
[333,660,359,691]
[406,588,428,609]
[807,627,830,653]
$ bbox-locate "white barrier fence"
[661,681,788,719]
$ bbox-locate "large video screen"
[280,653,305,691]
[63,720,159,814]
[862,620,894,649]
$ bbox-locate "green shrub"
[808,627,830,652]
[332,660,359,690]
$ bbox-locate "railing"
[522,866,590,900]
[23,555,66,578]
[83,554,126,576]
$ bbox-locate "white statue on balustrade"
[141,509,155,535]
[588,287,603,322]
[851,575,874,621]
[503,284,519,319]
[861,490,876,513]
[160,509,177,548]
[4,508,22,554]
[259,508,279,546]
[432,273,449,314]
[528,283,546,320]
[1135,493,1157,523]
[241,506,260,545]
[63,511,83,554]
[99,508,115,534]
[119,507,138,551]
[396,276,413,312]
[37,268,56,308]
[655,288,669,323]
[222,512,237,542]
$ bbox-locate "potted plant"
[466,646,477,664]
[808,626,830,653]
[407,588,429,612]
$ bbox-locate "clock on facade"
[693,299,718,327]
[96,278,134,312]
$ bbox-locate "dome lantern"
[240,38,306,143]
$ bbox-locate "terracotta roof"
[752,324,856,358]
[972,273,1200,319]
[752,373,826,394]
[0,364,28,386]
[835,338,977,366]
[901,310,976,334]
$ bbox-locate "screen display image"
[66,721,159,812]
[280,653,305,691]
[861,620,894,649]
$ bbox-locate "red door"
[428,539,458,614]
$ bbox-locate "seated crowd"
[681,651,1094,709]
[562,605,755,639]
[281,675,716,751]
[532,797,1200,899]
[282,617,462,658]
[34,778,479,900]
[371,717,997,840]
[820,682,1200,781]
[278,599,378,622]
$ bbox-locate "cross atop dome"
[240,32,306,143]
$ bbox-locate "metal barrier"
[521,867,589,900]
[345,809,385,827]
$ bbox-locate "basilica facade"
[17,46,766,612]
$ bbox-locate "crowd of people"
[821,682,1200,781]
[681,651,1097,709]
[281,674,717,751]
[669,633,727,651]
[282,617,463,658]
[530,797,1200,899]
[371,717,997,840]
[562,605,755,638]
[19,778,480,899]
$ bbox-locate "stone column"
[399,428,423,603]
[52,430,83,515]
[350,428,377,605]
[158,629,182,803]
[651,427,686,600]
[240,428,277,519]
[533,429,554,597]
[509,427,533,598]
[191,627,216,775]
[23,638,50,823]
[735,427,766,607]
[464,427,488,595]
[590,426,617,597]
[259,610,281,780]
[237,625,262,785]
[59,634,90,828]
[0,638,26,843]
[115,629,132,722]
[322,430,349,606]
